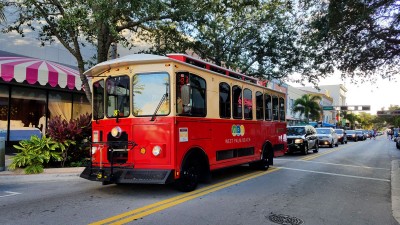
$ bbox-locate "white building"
[297,84,348,124]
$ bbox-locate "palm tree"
[341,111,359,129]
[292,94,322,123]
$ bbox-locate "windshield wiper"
[150,93,167,121]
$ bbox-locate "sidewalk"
[392,160,400,224]
[0,154,84,183]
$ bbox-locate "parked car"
[287,125,319,155]
[355,130,366,141]
[335,129,348,144]
[316,127,339,148]
[346,130,358,142]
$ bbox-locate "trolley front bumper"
[80,166,174,184]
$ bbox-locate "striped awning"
[0,57,82,90]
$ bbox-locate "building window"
[9,87,46,140]
[0,85,9,129]
[49,91,72,122]
[73,94,91,119]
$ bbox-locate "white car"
[316,128,339,148]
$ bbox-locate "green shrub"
[9,135,64,174]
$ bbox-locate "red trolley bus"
[80,53,287,191]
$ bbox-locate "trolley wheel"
[250,147,271,171]
[175,161,199,192]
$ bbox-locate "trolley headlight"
[294,139,304,144]
[111,126,122,138]
[152,145,162,156]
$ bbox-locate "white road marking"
[0,191,22,198]
[277,166,390,182]
[275,158,390,170]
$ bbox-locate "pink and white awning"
[0,57,83,90]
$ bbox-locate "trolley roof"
[83,54,170,77]
[84,53,286,93]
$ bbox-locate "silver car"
[316,128,339,148]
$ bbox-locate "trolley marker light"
[91,147,98,154]
[93,130,99,142]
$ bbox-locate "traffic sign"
[377,110,400,116]
[322,106,334,110]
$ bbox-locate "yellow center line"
[302,148,340,161]
[90,167,280,225]
[300,141,357,161]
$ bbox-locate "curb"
[0,167,85,184]
[392,160,400,224]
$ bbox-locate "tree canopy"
[1,0,399,102]
[2,0,194,102]
[301,0,400,83]
[0,2,5,23]
[2,1,314,95]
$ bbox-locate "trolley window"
[256,91,263,120]
[219,82,231,118]
[272,95,279,120]
[243,88,252,120]
[279,97,285,121]
[133,72,170,116]
[106,75,130,118]
[232,85,242,119]
[265,93,272,120]
[176,72,206,117]
[93,79,105,119]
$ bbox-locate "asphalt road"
[0,135,399,225]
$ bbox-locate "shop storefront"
[0,55,91,153]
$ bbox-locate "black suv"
[287,125,319,155]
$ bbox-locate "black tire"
[313,142,319,153]
[250,147,270,171]
[175,160,199,192]
[335,141,339,147]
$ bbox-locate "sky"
[289,73,399,115]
